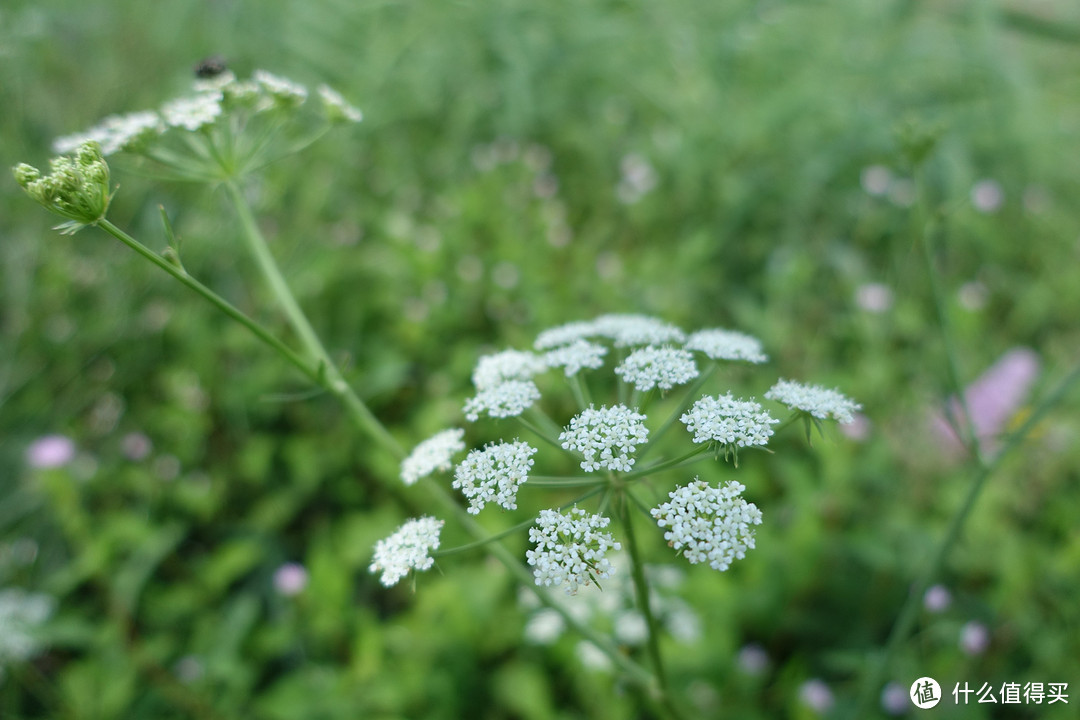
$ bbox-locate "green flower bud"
[13,141,114,233]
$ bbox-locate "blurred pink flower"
[931,348,1039,459]
[799,679,835,713]
[960,621,990,656]
[26,435,76,469]
[923,584,952,613]
[971,179,1004,213]
[121,432,153,461]
[274,563,309,596]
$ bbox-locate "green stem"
[222,180,403,458]
[853,360,1080,716]
[620,489,687,720]
[624,445,712,481]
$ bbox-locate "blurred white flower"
[765,379,861,424]
[685,328,768,363]
[970,179,1004,213]
[543,339,608,377]
[273,562,308,596]
[860,165,892,196]
[737,643,770,675]
[881,681,910,715]
[317,84,363,123]
[0,589,54,665]
[923,584,952,613]
[960,620,990,656]
[472,350,547,390]
[400,428,465,486]
[161,92,223,131]
[25,434,76,469]
[616,153,658,205]
[799,678,835,713]
[855,283,894,313]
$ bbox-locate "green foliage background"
[2,0,1079,717]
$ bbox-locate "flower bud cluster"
[13,142,113,233]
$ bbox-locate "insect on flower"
[193,55,227,79]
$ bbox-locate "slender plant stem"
[222,180,403,458]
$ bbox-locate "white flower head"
[463,380,541,422]
[680,394,779,449]
[560,404,649,473]
[253,69,308,106]
[765,379,862,424]
[453,441,538,514]
[526,507,621,595]
[614,346,699,392]
[369,516,444,587]
[472,349,548,390]
[592,314,685,347]
[685,328,768,363]
[651,479,762,571]
[534,320,598,350]
[317,84,363,123]
[543,339,608,377]
[400,428,465,485]
[54,111,164,157]
[161,92,223,131]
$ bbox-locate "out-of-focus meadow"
[2,0,1079,717]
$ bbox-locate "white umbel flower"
[400,428,465,486]
[161,92,223,131]
[592,314,685,347]
[765,379,861,424]
[534,320,598,350]
[651,479,762,571]
[526,508,621,595]
[317,84,363,123]
[53,111,163,156]
[680,394,778,448]
[543,339,608,377]
[369,516,444,587]
[472,350,548,390]
[253,70,308,105]
[453,441,538,513]
[560,404,649,473]
[463,380,541,422]
[614,346,698,392]
[685,329,768,363]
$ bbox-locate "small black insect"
[194,55,227,79]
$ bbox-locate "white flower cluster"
[453,441,538,513]
[614,346,698,392]
[685,329,768,363]
[680,394,778,448]
[559,404,649,472]
[471,349,548,390]
[533,314,685,350]
[52,70,360,157]
[651,479,762,571]
[400,428,465,485]
[765,379,861,424]
[463,379,541,422]
[543,339,607,377]
[369,516,444,587]
[0,589,55,664]
[526,507,621,595]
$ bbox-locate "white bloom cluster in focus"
[685,329,768,363]
[400,428,465,485]
[369,516,444,587]
[472,349,548,390]
[680,394,778,448]
[463,379,541,421]
[526,507,621,594]
[614,346,698,392]
[560,404,649,472]
[651,479,762,571]
[543,339,607,377]
[453,441,538,513]
[765,379,861,424]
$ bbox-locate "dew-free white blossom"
[685,328,768,363]
[614,346,698,392]
[463,380,541,421]
[317,84,363,123]
[765,379,861,424]
[651,479,762,571]
[526,507,621,595]
[253,70,308,105]
[369,516,444,587]
[161,92,223,131]
[53,111,163,156]
[0,589,55,665]
[472,350,548,390]
[400,428,465,485]
[591,314,685,347]
[543,339,608,377]
[560,404,649,473]
[680,394,778,448]
[534,320,598,350]
[453,441,538,513]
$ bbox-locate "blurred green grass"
[2,0,1079,717]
